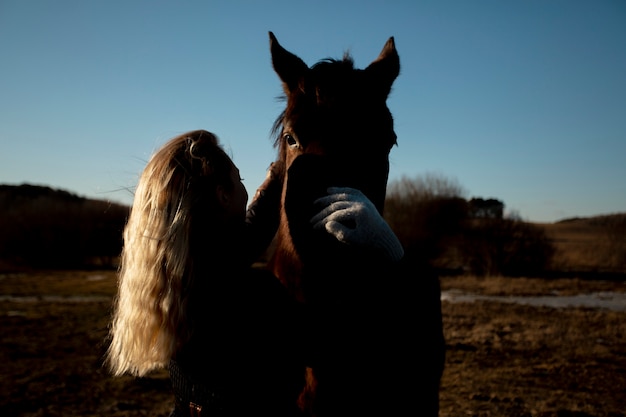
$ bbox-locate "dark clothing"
[170,267,305,417]
[169,167,301,416]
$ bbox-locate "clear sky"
[1,0,624,223]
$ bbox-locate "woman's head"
[131,129,246,279]
[143,129,243,219]
[106,129,247,377]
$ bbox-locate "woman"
[105,129,403,416]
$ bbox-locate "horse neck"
[269,215,305,302]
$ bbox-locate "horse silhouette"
[266,31,445,417]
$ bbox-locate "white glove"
[310,187,404,262]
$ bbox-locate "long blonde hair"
[106,130,234,376]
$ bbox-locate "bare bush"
[461,218,555,277]
[384,174,468,267]
[384,174,555,276]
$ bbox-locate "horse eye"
[284,133,299,148]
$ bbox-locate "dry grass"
[440,297,626,417]
[539,214,626,274]
[542,221,609,271]
[1,269,625,416]
[0,270,173,417]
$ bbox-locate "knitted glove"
[311,187,404,262]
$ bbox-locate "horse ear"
[269,31,309,94]
[365,37,400,98]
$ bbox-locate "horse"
[266,32,445,417]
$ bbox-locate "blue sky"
[1,0,624,223]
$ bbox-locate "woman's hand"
[311,187,404,262]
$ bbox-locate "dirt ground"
[1,270,625,417]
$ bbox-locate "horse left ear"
[269,31,309,94]
[365,37,400,98]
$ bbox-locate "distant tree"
[469,197,504,219]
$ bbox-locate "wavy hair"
[106,130,234,376]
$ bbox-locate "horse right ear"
[269,31,309,94]
[365,36,400,99]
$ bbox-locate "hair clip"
[187,137,209,173]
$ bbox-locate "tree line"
[2,180,623,276]
[0,184,128,270]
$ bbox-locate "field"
[1,270,624,417]
[439,275,626,416]
[1,217,625,416]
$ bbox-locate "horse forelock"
[275,62,395,141]
[309,56,355,80]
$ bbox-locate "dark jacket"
[170,266,305,417]
[170,167,305,416]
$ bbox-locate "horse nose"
[288,154,384,205]
[289,154,355,189]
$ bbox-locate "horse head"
[267,32,401,302]
[269,31,399,213]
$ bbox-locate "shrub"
[461,218,555,277]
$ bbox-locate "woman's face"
[220,163,248,222]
